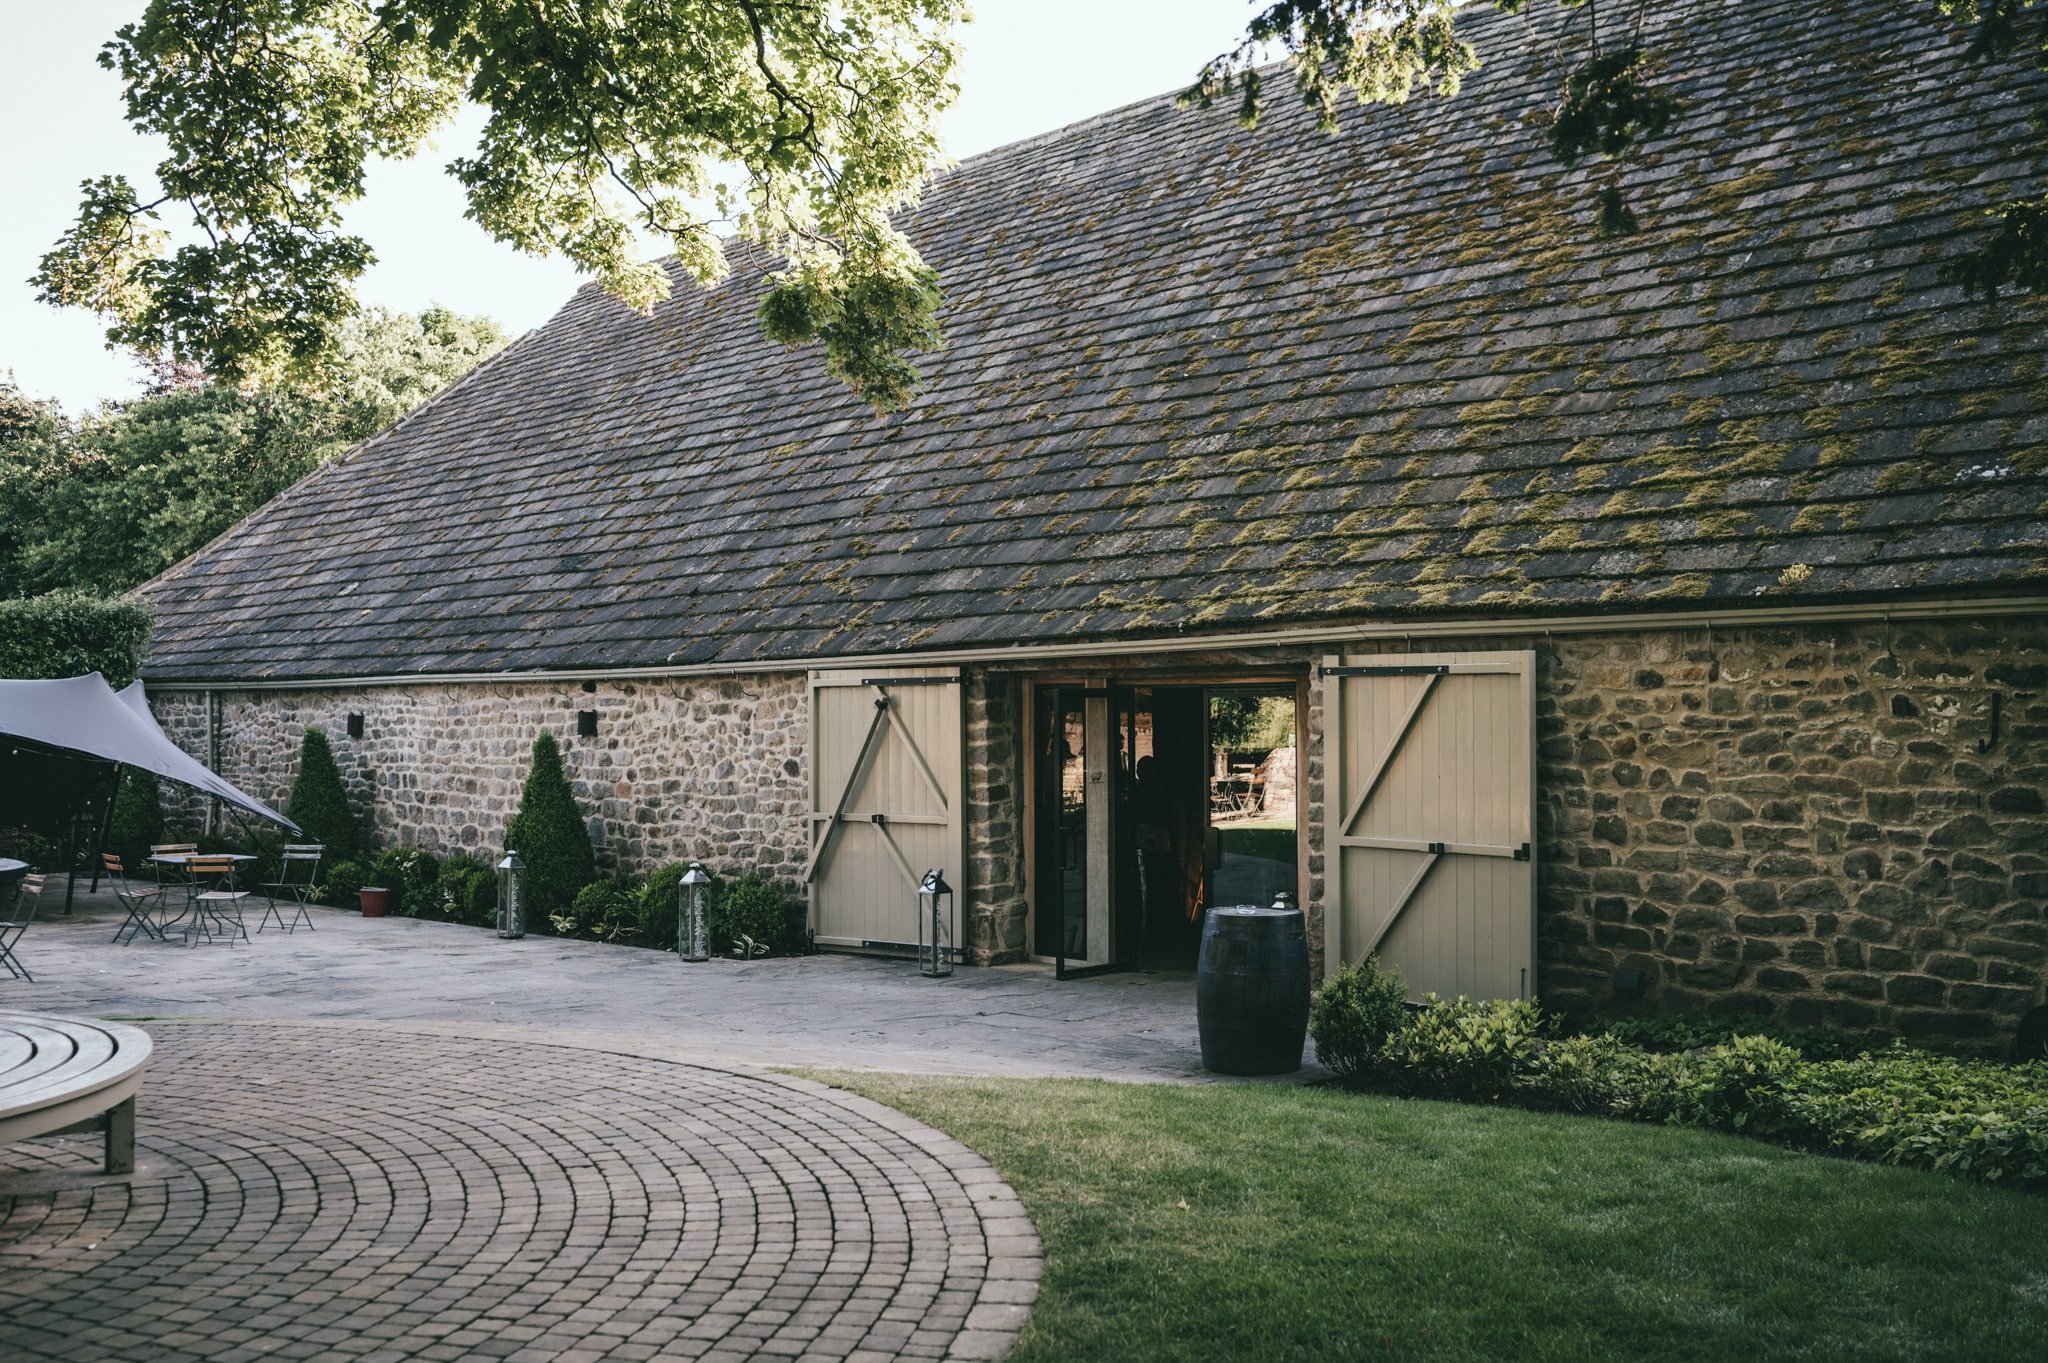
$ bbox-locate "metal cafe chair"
[149,842,200,915]
[0,873,45,981]
[184,856,251,947]
[103,854,168,945]
[258,844,323,933]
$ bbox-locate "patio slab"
[7,886,1319,1083]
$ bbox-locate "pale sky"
[1,1,1263,412]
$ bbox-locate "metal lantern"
[496,850,525,939]
[678,861,712,963]
[917,868,954,978]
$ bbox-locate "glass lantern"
[678,861,711,962]
[496,850,525,939]
[917,868,954,978]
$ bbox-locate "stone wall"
[150,611,2048,1047]
[963,669,1027,964]
[151,675,812,888]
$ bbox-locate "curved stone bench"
[0,1010,152,1175]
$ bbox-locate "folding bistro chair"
[150,842,199,914]
[185,856,251,946]
[258,844,323,933]
[104,854,168,944]
[0,873,44,981]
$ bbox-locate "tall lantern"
[678,862,711,963]
[917,868,954,978]
[496,850,525,939]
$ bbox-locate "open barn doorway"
[1031,681,1299,976]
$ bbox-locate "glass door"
[1033,684,1138,979]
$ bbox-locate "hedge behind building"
[0,591,152,686]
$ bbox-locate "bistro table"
[147,853,257,940]
[0,859,27,914]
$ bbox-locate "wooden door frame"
[1019,668,1310,970]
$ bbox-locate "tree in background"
[0,307,503,597]
[0,591,153,688]
[285,727,361,860]
[36,1,964,411]
[1191,0,2046,287]
[104,768,166,867]
[505,732,595,930]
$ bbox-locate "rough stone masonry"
[152,613,2048,1050]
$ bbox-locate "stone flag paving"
[0,1023,1039,1362]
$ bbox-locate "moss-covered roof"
[143,0,2048,682]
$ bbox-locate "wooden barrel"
[1196,904,1309,1076]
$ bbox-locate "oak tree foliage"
[1191,0,2047,279]
[0,307,504,598]
[37,0,965,411]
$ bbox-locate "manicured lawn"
[821,1074,2048,1363]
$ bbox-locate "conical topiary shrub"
[286,726,360,858]
[505,731,594,928]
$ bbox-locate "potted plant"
[358,885,391,917]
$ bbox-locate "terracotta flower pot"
[359,886,391,918]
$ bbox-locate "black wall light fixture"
[578,710,599,738]
[346,713,364,739]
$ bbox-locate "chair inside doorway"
[1032,683,1299,974]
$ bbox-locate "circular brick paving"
[0,1023,1038,1362]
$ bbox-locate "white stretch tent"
[0,672,297,831]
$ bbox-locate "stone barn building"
[139,0,2047,1045]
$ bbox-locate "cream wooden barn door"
[1322,652,1536,999]
[806,668,965,957]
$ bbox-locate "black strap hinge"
[1513,843,1531,862]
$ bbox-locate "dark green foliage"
[1949,197,2048,297]
[369,847,439,915]
[103,768,164,866]
[285,727,359,858]
[1548,46,1680,168]
[0,312,504,598]
[636,862,702,951]
[319,858,366,909]
[504,732,593,927]
[712,874,788,955]
[1380,995,1545,1100]
[1600,1012,1876,1061]
[1329,993,2048,1191]
[558,878,642,941]
[0,591,152,686]
[433,853,498,927]
[1308,956,1409,1078]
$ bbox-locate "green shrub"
[713,874,787,955]
[1309,956,1410,1080]
[1327,991,2048,1193]
[1774,1046,2048,1188]
[637,863,707,951]
[319,859,366,909]
[1524,1033,1648,1113]
[285,727,360,858]
[433,855,498,928]
[0,591,152,687]
[103,768,164,866]
[505,732,594,929]
[367,847,439,915]
[1381,996,1545,1100]
[554,878,641,941]
[1600,1013,1875,1061]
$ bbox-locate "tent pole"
[62,807,82,916]
[85,763,120,903]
